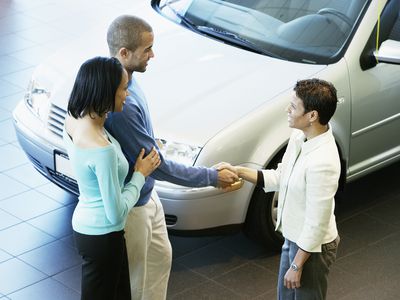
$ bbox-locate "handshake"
[214,162,243,192]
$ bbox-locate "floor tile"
[6,0,53,13]
[0,173,29,201]
[0,190,62,221]
[214,262,277,298]
[0,35,36,57]
[1,66,35,90]
[169,235,224,259]
[16,24,74,45]
[0,2,17,20]
[0,209,21,231]
[339,284,398,300]
[59,234,76,250]
[0,258,46,295]
[0,222,54,255]
[326,266,365,300]
[335,232,400,287]
[27,205,75,238]
[0,119,18,143]
[167,262,207,298]
[18,240,81,276]
[4,163,49,188]
[7,277,80,300]
[251,251,281,275]
[0,249,12,263]
[36,183,77,206]
[0,79,23,99]
[336,234,366,259]
[175,243,248,279]
[8,45,55,67]
[0,92,24,112]
[171,280,242,300]
[254,289,277,300]
[21,3,77,23]
[0,144,27,172]
[52,265,81,293]
[337,213,398,247]
[365,196,400,228]
[0,13,44,35]
[216,232,268,259]
[0,107,11,122]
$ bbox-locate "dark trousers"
[278,236,340,300]
[74,230,131,300]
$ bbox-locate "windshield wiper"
[163,1,283,59]
[197,26,284,60]
[164,1,198,30]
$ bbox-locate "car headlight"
[24,78,50,122]
[156,138,202,166]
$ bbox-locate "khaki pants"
[125,191,172,300]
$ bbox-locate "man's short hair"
[294,78,338,125]
[107,15,153,56]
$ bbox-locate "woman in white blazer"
[218,78,341,300]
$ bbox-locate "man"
[218,79,341,300]
[105,15,238,300]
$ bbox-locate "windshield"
[156,0,369,64]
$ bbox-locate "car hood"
[38,4,326,146]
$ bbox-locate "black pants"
[74,230,131,300]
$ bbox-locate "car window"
[156,0,369,64]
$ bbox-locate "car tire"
[244,149,285,251]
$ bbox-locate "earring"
[310,122,313,126]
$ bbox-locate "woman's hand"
[134,147,161,177]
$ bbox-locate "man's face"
[286,92,311,130]
[125,31,154,73]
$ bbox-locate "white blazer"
[262,126,340,252]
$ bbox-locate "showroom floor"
[0,0,400,299]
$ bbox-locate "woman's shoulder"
[65,118,112,150]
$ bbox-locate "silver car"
[13,0,400,249]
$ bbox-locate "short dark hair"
[67,56,123,118]
[107,15,153,56]
[294,78,338,125]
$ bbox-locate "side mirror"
[374,39,400,64]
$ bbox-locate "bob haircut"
[67,56,124,118]
[294,78,338,125]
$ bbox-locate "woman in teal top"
[64,56,160,300]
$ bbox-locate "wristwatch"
[290,262,300,272]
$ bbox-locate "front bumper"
[13,100,253,232]
[13,101,79,195]
[156,180,252,230]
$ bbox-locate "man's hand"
[213,162,238,175]
[284,267,302,289]
[217,168,239,188]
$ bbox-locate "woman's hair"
[67,56,123,118]
[294,78,338,125]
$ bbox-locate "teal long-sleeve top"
[63,129,145,235]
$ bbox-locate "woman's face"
[114,69,129,112]
[286,92,311,130]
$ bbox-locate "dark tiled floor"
[0,0,400,299]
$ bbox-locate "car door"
[347,0,400,178]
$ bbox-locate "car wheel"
[244,149,285,251]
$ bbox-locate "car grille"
[165,214,177,226]
[48,168,80,195]
[48,104,66,138]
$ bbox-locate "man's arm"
[106,103,237,188]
